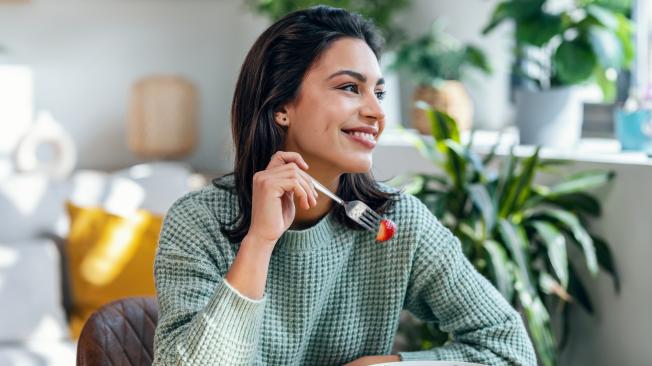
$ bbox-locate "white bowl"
[372,362,486,366]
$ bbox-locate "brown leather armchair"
[76,296,159,366]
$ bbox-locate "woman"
[153,5,536,366]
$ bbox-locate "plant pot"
[411,81,473,135]
[514,86,583,148]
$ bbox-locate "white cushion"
[111,160,194,215]
[0,340,76,366]
[0,161,197,241]
[0,174,71,242]
[0,239,69,342]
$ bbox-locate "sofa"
[0,161,207,366]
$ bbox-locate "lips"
[341,125,378,136]
[341,129,376,149]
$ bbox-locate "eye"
[375,90,386,101]
[340,84,359,94]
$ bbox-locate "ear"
[274,108,290,127]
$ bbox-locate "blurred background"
[1,0,651,365]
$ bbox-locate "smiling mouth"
[341,130,376,149]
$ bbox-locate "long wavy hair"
[213,5,401,244]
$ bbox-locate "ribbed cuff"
[398,349,442,361]
[223,278,265,302]
[202,278,267,345]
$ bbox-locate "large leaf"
[423,175,450,193]
[568,262,594,313]
[483,240,515,302]
[585,4,619,30]
[443,140,468,191]
[513,147,541,213]
[416,102,460,144]
[592,234,620,292]
[495,147,517,213]
[470,184,496,233]
[482,0,546,35]
[464,45,492,74]
[481,135,502,166]
[463,139,487,183]
[499,147,540,217]
[532,221,569,288]
[592,0,632,13]
[539,271,571,302]
[548,170,615,196]
[593,65,616,101]
[387,174,425,195]
[544,192,602,217]
[587,25,624,69]
[516,279,557,366]
[498,219,535,292]
[532,208,599,276]
[614,13,635,67]
[553,39,597,84]
[397,126,447,171]
[515,12,563,47]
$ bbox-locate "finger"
[297,171,318,207]
[277,164,317,207]
[266,150,309,171]
[273,168,315,208]
[295,169,318,203]
[277,177,311,210]
[264,163,317,207]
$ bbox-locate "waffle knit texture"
[152,175,536,365]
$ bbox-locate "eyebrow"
[326,70,385,85]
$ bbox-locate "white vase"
[514,86,583,148]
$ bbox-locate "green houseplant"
[389,103,619,366]
[390,20,491,134]
[481,0,634,147]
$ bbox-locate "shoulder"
[162,174,238,235]
[375,183,464,275]
[375,181,455,248]
[376,181,437,227]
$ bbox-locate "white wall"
[0,0,269,172]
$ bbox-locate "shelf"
[378,127,652,167]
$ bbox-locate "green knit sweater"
[152,175,536,365]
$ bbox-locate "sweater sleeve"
[398,203,537,365]
[152,195,266,366]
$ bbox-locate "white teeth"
[351,131,374,141]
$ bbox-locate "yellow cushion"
[64,200,163,338]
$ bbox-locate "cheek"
[302,99,354,134]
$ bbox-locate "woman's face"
[278,37,386,176]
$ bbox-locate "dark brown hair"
[213,5,401,243]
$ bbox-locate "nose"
[361,92,386,122]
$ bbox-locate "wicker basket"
[127,75,198,159]
[411,81,473,135]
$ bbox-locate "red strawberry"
[376,218,397,242]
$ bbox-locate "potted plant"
[390,20,491,134]
[482,0,634,147]
[389,104,618,366]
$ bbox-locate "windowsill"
[378,127,652,167]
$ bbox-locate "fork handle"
[310,177,345,206]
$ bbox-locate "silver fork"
[308,175,382,233]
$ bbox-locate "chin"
[340,157,373,174]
